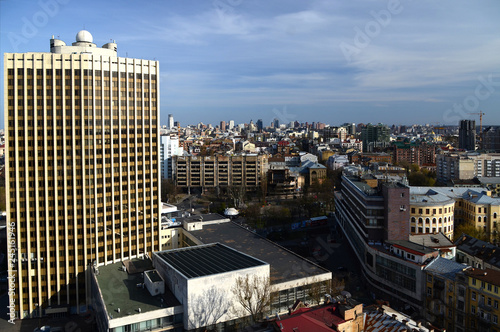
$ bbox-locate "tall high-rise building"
[160,135,183,180]
[4,30,160,319]
[256,118,263,132]
[361,123,390,152]
[459,119,476,151]
[220,120,226,131]
[168,113,174,129]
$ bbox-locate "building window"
[494,315,498,324]
[472,292,476,301]
[488,284,492,291]
[472,278,476,286]
[427,287,432,296]
[495,300,498,309]
[472,305,476,314]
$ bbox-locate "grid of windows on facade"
[5,48,160,319]
[375,256,416,292]
[271,283,327,314]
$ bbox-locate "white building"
[168,114,174,129]
[160,135,183,180]
[153,243,270,331]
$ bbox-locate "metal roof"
[155,243,267,279]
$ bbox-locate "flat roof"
[176,213,229,223]
[95,260,180,319]
[155,243,267,279]
[189,221,330,284]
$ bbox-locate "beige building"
[174,154,268,189]
[411,187,500,241]
[437,152,500,184]
[4,30,160,319]
[410,189,456,239]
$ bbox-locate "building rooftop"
[154,243,267,279]
[409,233,455,249]
[364,305,431,332]
[95,260,181,320]
[176,213,229,224]
[388,240,437,256]
[189,221,330,284]
[409,189,455,206]
[465,267,500,286]
[274,303,347,332]
[425,257,469,280]
[455,234,500,269]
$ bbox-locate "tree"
[329,276,345,297]
[188,286,232,331]
[161,179,179,203]
[231,274,274,324]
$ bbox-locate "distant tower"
[168,114,174,129]
[459,119,476,150]
[228,120,235,130]
[256,119,263,132]
[220,120,226,131]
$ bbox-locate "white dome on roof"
[76,30,93,43]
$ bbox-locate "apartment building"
[437,152,500,184]
[160,135,183,180]
[4,30,160,319]
[409,188,456,239]
[392,140,436,166]
[174,154,268,189]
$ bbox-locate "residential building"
[455,234,500,271]
[436,153,476,184]
[423,257,470,332]
[174,154,268,190]
[361,123,390,152]
[465,267,500,331]
[392,139,436,166]
[459,119,476,151]
[160,135,183,180]
[483,126,500,152]
[364,304,434,332]
[5,30,160,319]
[409,188,456,239]
[273,298,364,332]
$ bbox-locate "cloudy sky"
[1,0,499,127]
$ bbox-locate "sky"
[1,0,500,128]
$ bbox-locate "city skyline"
[1,0,500,128]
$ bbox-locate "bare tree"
[188,286,232,331]
[231,274,274,324]
[307,277,329,305]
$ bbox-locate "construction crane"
[468,111,485,136]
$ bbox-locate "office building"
[459,119,476,151]
[4,30,160,319]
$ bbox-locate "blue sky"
[1,0,500,127]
